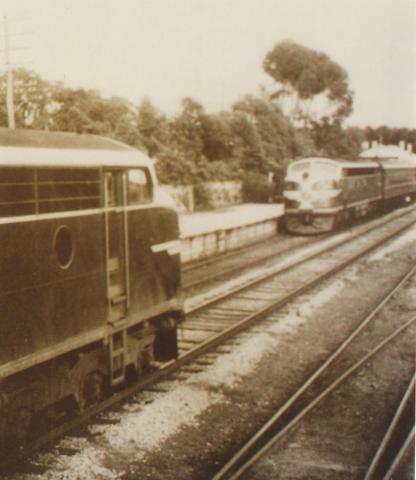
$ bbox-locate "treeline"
[1,41,414,187]
[0,68,358,185]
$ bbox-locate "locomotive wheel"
[286,215,337,234]
[137,345,155,375]
[10,408,33,446]
[78,372,105,411]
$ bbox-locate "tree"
[149,98,209,185]
[227,109,265,173]
[291,128,318,158]
[200,112,234,162]
[312,120,364,158]
[363,126,416,152]
[49,86,137,141]
[170,98,206,162]
[263,40,353,126]
[137,98,171,155]
[0,69,52,129]
[232,95,299,170]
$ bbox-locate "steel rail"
[2,208,415,473]
[181,205,405,278]
[180,219,416,365]
[383,427,415,480]
[182,235,316,290]
[212,265,416,480]
[364,374,415,480]
[214,315,416,480]
[181,233,292,273]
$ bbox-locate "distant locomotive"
[283,156,416,234]
[0,128,183,446]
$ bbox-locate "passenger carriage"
[0,128,183,445]
[379,158,416,204]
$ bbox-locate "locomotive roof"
[0,128,153,168]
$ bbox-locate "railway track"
[182,205,415,316]
[2,206,415,474]
[212,267,416,480]
[181,207,407,294]
[183,207,415,312]
[364,374,415,480]
[182,234,319,292]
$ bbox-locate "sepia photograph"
[0,0,415,478]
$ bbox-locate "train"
[283,156,416,234]
[0,128,184,447]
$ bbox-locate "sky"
[1,0,415,128]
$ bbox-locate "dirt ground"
[8,224,416,480]
[243,259,416,479]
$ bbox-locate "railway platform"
[179,203,284,263]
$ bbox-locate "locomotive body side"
[0,129,183,445]
[339,164,383,216]
[0,208,107,370]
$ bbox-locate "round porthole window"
[54,226,74,269]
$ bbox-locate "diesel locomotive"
[0,128,183,446]
[283,156,416,234]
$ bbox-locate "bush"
[193,182,214,210]
[242,173,272,203]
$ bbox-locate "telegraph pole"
[3,16,15,129]
[1,15,31,129]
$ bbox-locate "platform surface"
[179,203,284,237]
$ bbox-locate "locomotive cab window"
[0,167,36,217]
[128,168,152,205]
[38,168,100,213]
[343,167,379,176]
[0,167,100,217]
[290,162,310,173]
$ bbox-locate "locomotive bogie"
[285,213,338,234]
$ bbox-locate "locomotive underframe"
[0,308,182,447]
[285,193,414,234]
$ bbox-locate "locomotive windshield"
[0,166,101,217]
[288,159,340,178]
[128,168,153,204]
[290,162,310,173]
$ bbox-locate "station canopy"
[360,144,415,162]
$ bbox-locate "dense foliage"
[263,40,353,125]
[0,43,414,190]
